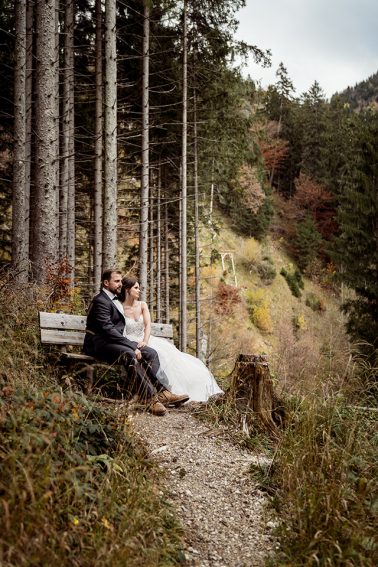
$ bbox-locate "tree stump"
[228,354,284,436]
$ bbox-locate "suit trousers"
[93,342,165,399]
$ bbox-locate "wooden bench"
[39,311,174,393]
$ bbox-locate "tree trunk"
[180,0,188,351]
[149,187,154,318]
[156,162,162,321]
[206,159,215,368]
[103,0,117,268]
[33,0,58,281]
[65,0,75,277]
[60,0,75,276]
[54,0,60,252]
[12,0,28,282]
[229,354,285,436]
[60,0,69,259]
[164,192,170,324]
[139,0,150,300]
[94,0,103,290]
[178,167,183,351]
[193,88,201,358]
[24,0,33,269]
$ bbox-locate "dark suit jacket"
[83,290,135,358]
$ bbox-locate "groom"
[83,269,188,415]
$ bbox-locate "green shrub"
[257,256,277,285]
[306,292,326,312]
[280,267,304,297]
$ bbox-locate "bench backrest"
[39,311,174,346]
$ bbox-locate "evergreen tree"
[293,213,322,271]
[333,113,378,356]
[299,81,328,183]
[263,69,301,197]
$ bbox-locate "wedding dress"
[123,315,223,402]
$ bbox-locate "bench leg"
[83,364,94,394]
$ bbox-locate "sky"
[234,0,378,99]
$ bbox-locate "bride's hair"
[119,276,138,302]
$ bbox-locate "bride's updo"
[119,276,138,302]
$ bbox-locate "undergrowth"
[264,392,378,566]
[0,277,183,566]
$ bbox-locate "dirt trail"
[131,406,277,567]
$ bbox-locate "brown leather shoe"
[146,399,167,416]
[157,390,189,407]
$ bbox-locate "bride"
[120,276,223,402]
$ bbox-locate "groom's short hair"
[101,269,122,284]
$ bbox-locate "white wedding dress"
[123,315,223,402]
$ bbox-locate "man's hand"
[137,341,147,348]
[135,348,142,360]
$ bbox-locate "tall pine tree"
[333,112,378,359]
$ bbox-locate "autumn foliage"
[215,283,241,315]
[276,173,337,241]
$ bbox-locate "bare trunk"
[34,0,58,281]
[93,0,103,290]
[103,0,117,267]
[180,0,188,351]
[139,1,150,299]
[66,0,75,276]
[60,1,69,259]
[156,162,162,321]
[149,186,154,318]
[12,0,28,282]
[24,0,33,268]
[193,89,201,358]
[164,193,170,324]
[54,0,60,251]
[178,168,184,350]
[207,159,215,368]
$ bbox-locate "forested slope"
[334,70,378,111]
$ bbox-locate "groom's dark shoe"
[158,390,189,407]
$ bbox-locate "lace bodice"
[123,315,144,342]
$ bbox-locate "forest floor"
[129,404,278,567]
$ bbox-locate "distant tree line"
[263,65,378,356]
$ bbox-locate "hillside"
[192,206,350,396]
[332,70,378,111]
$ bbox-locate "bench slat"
[39,311,87,331]
[39,312,173,345]
[40,329,86,345]
[151,323,173,339]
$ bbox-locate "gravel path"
[131,405,277,566]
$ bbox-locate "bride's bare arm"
[138,301,151,347]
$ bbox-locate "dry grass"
[0,276,184,566]
[267,389,378,566]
